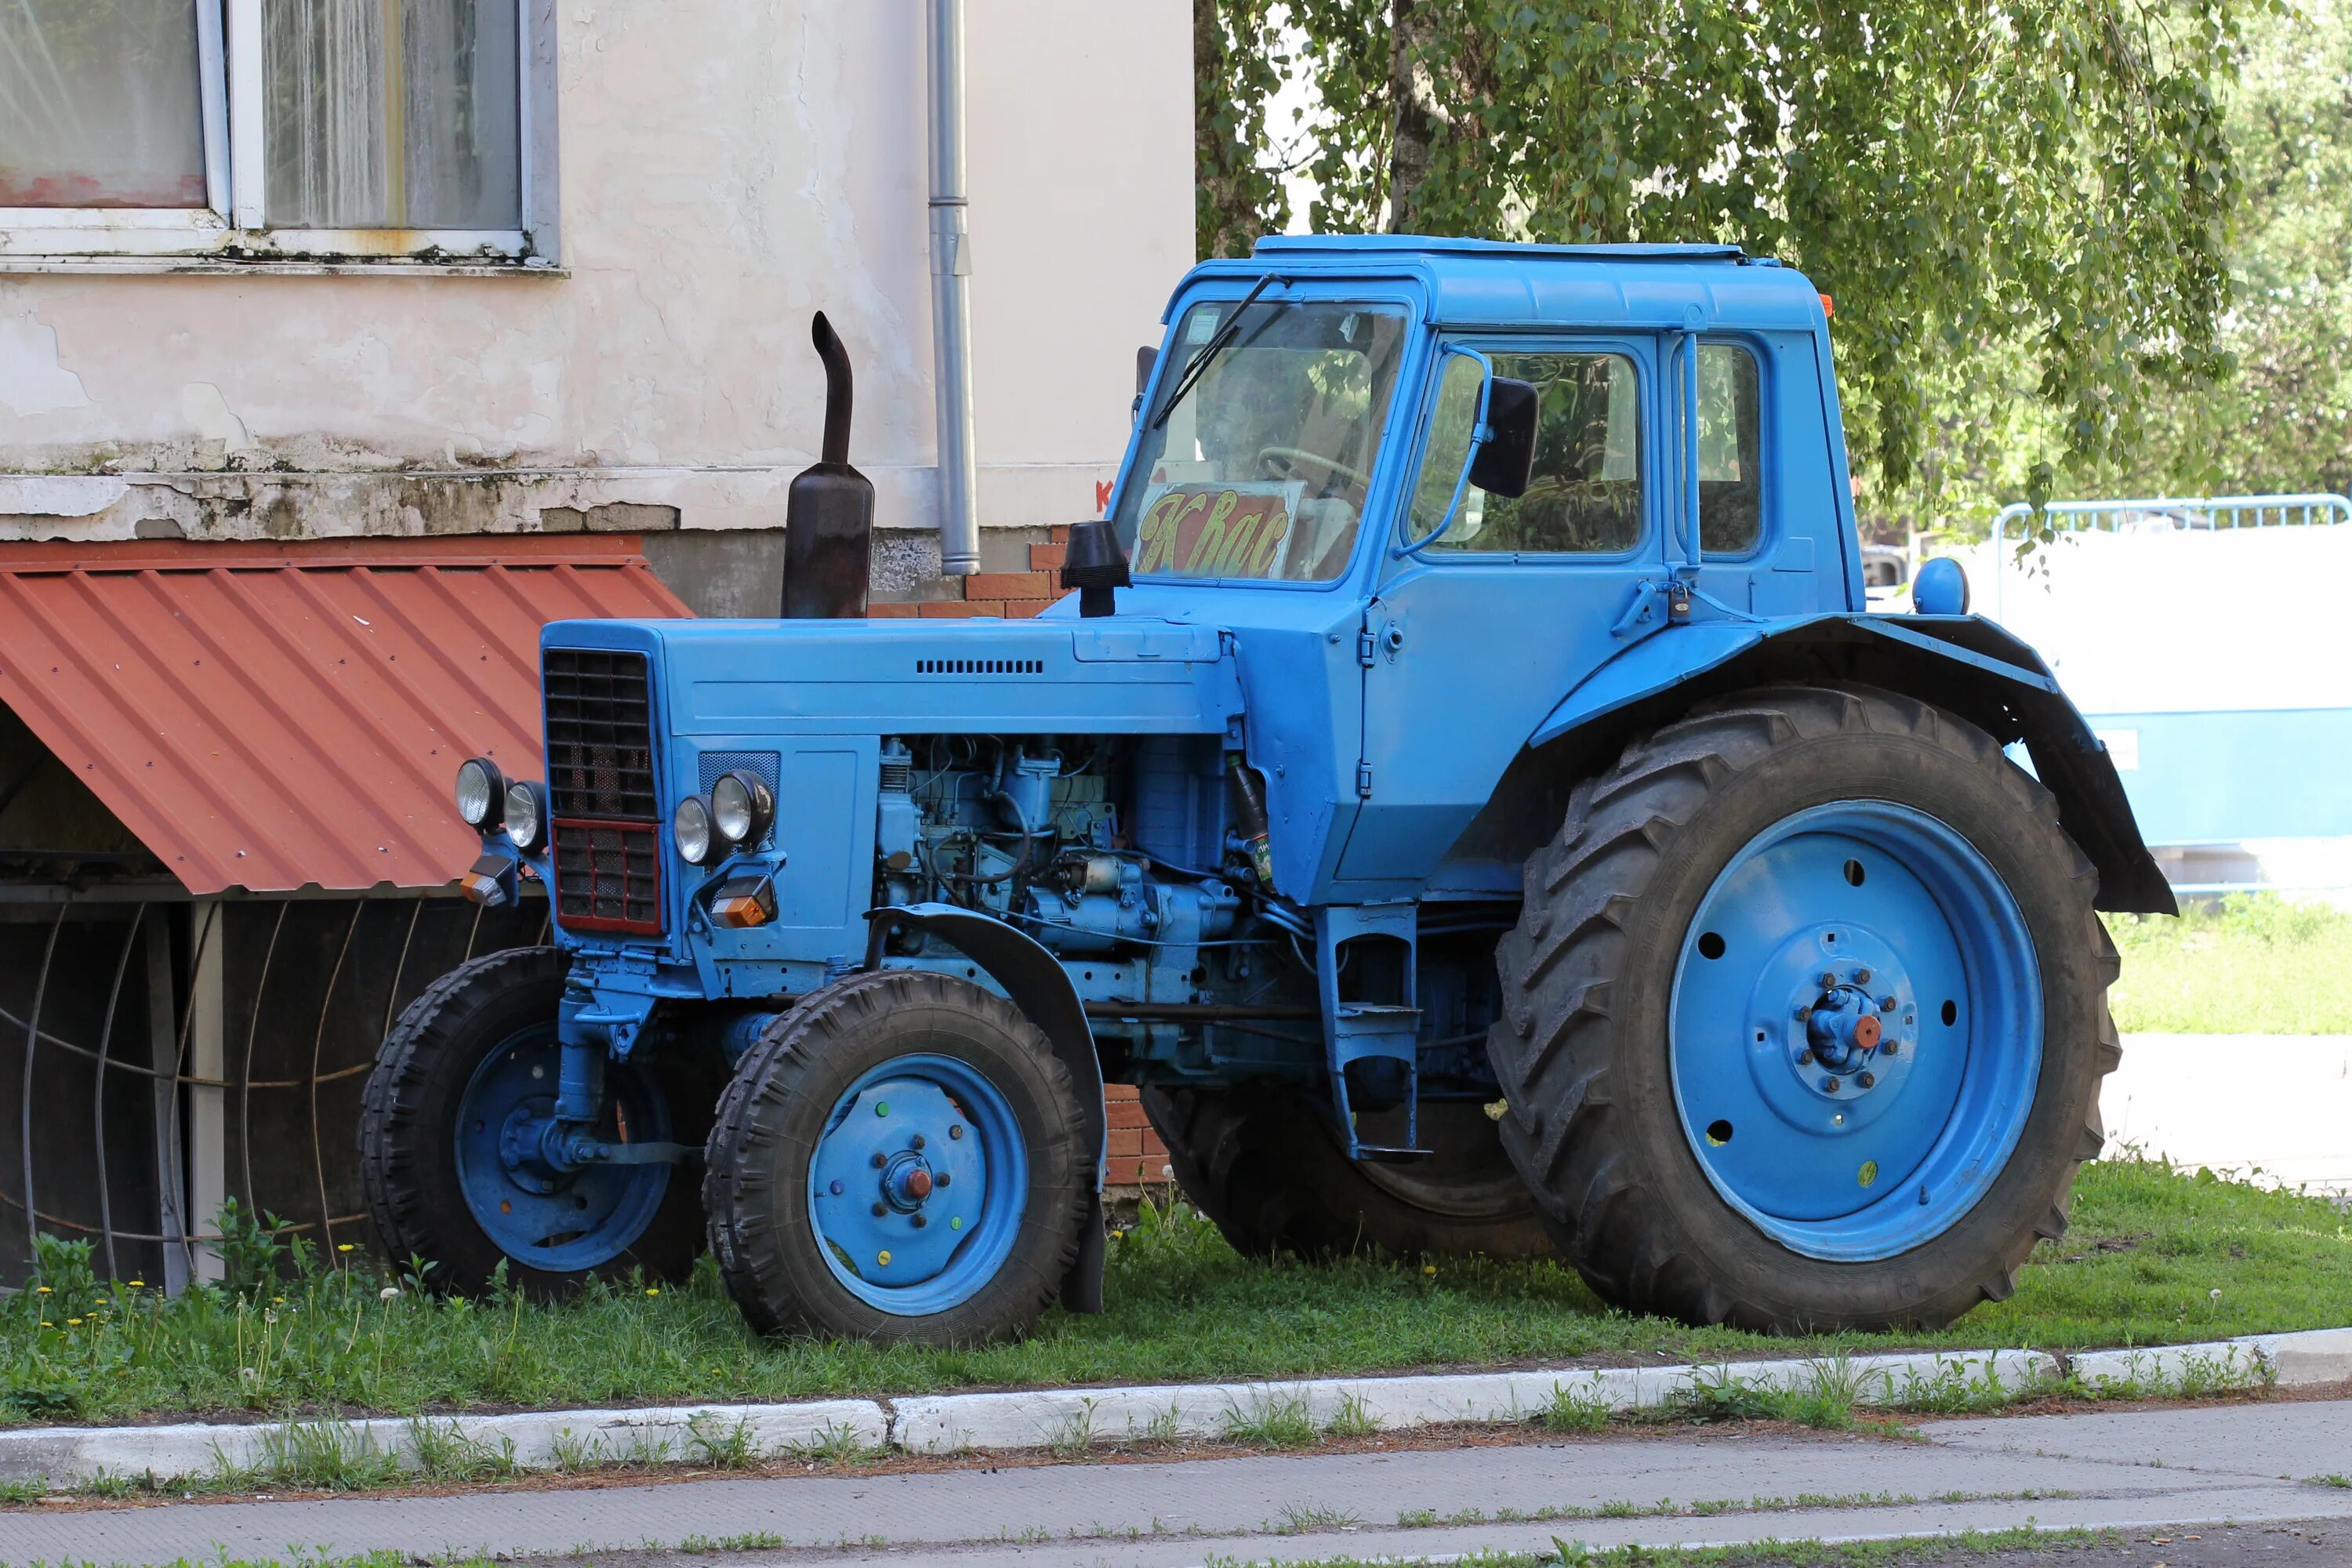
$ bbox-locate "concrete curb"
[1,1328,2344,1490]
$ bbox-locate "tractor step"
[1349,1142,1435,1163]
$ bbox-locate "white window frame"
[0,0,558,269]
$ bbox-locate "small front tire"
[359,947,718,1297]
[702,971,1091,1345]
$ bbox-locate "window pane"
[1117,302,1411,582]
[1699,343,1762,554]
[1407,350,1644,555]
[0,0,205,207]
[263,0,519,230]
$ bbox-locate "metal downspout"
[927,0,980,576]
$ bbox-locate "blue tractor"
[361,237,2171,1342]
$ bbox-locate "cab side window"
[1698,343,1762,554]
[1404,350,1643,554]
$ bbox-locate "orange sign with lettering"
[1131,484,1297,578]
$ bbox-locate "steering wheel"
[1257,445,1370,491]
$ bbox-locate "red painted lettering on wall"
[1094,480,1116,514]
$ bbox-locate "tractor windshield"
[1116,299,1410,582]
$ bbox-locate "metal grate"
[553,819,664,934]
[696,750,782,797]
[544,648,664,935]
[545,648,659,822]
[915,657,1044,675]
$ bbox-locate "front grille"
[545,648,659,822]
[544,648,664,935]
[552,820,663,933]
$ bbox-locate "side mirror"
[1397,348,1540,557]
[1468,376,1538,499]
[1135,346,1158,397]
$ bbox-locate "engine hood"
[543,614,1245,738]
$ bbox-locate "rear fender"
[862,902,1109,1312]
[1526,614,2175,915]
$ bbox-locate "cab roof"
[1167,233,1827,335]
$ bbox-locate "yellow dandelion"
[38,1321,52,1329]
[645,1287,660,1297]
[34,1286,50,1295]
[1422,1265,1438,1277]
[337,1243,355,1254]
[128,1279,143,1287]
[66,1317,82,1327]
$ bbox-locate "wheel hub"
[456,1031,676,1272]
[809,1071,993,1295]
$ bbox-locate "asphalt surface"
[2,1399,2348,1566]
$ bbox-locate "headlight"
[455,757,505,831]
[673,796,716,865]
[710,770,775,850]
[503,780,550,855]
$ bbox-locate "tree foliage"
[1195,1,2259,501]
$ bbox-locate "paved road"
[4,1399,2348,1566]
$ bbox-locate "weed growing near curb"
[4,1153,2348,1429]
[1219,1390,1319,1448]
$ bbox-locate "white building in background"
[0,0,1195,608]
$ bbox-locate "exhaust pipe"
[927,0,980,576]
[779,311,875,619]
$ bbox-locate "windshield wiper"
[1149,274,1287,431]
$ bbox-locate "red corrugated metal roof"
[0,535,691,895]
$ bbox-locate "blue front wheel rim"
[1668,800,2042,1262]
[807,1052,1029,1316]
[454,1025,674,1273]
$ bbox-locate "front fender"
[862,902,1109,1312]
[1530,613,2175,915]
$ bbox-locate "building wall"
[0,2,1192,570]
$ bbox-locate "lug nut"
[949,1124,964,1141]
[1796,1048,1816,1065]
[911,1133,927,1151]
[912,1214,928,1229]
[936,1171,953,1189]
[1820,971,1838,989]
[1795,1005,1813,1022]
[1824,1076,1842,1092]
[871,1152,887,1168]
[1879,996,1897,1013]
[1881,1040,1900,1056]
[1857,1071,1876,1088]
[1855,968,1872,985]
[870,1201,886,1217]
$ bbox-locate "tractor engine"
[873,735,1242,959]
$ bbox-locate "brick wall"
[873,527,1178,1192]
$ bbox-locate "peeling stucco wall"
[0,2,1193,563]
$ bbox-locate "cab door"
[1334,333,1671,891]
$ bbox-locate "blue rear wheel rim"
[455,1025,675,1273]
[807,1053,1029,1316]
[1669,801,2041,1262]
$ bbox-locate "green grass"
[2107,893,2352,1033]
[4,1152,2347,1430]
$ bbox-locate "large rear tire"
[1141,1085,1553,1261]
[1488,685,2118,1332]
[702,971,1091,1345]
[359,947,720,1297]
